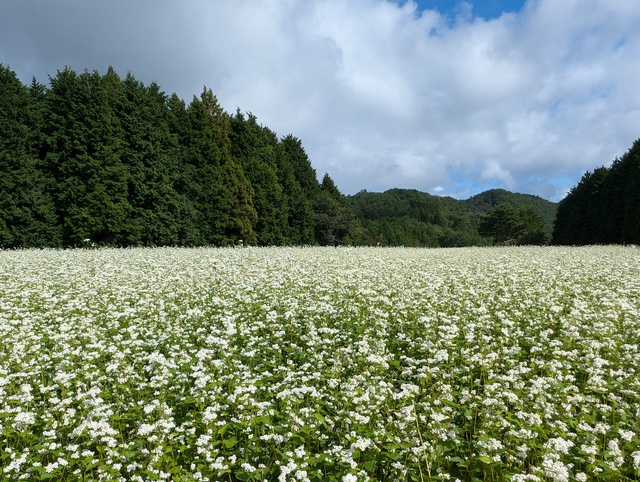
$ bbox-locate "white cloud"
[1,0,639,201]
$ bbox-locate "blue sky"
[1,0,639,202]
[412,0,526,20]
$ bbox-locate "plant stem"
[414,404,431,480]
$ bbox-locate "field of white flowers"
[1,246,639,482]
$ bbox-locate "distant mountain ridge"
[464,189,558,233]
[346,188,557,247]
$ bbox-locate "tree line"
[0,64,336,247]
[553,138,640,245]
[0,64,556,248]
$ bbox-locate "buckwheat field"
[1,246,639,481]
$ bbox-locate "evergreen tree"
[478,204,550,245]
[553,167,608,245]
[314,173,356,245]
[117,73,200,245]
[219,160,258,245]
[598,157,627,244]
[516,208,551,245]
[42,67,133,245]
[0,65,60,247]
[478,203,523,245]
[177,88,257,245]
[553,139,640,246]
[620,139,640,244]
[230,111,287,245]
[276,136,319,244]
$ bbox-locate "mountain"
[464,189,558,233]
[346,188,557,247]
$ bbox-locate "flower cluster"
[1,245,639,480]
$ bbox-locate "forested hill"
[346,189,557,247]
[1,64,557,248]
[465,189,557,233]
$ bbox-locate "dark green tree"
[276,136,319,244]
[0,65,60,247]
[622,139,640,243]
[553,167,608,245]
[516,208,551,245]
[230,111,287,245]
[478,203,524,245]
[600,139,640,245]
[219,160,258,245]
[177,88,257,245]
[42,67,134,245]
[114,73,204,245]
[314,173,356,245]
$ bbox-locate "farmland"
[1,246,639,481]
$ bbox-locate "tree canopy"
[553,139,640,245]
[1,64,559,248]
[0,64,325,247]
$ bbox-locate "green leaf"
[250,415,271,425]
[314,412,326,426]
[361,460,377,471]
[121,450,137,460]
[223,437,238,448]
[234,470,250,481]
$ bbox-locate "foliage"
[347,189,555,247]
[314,173,357,245]
[0,64,61,247]
[0,65,322,247]
[553,139,640,245]
[479,203,551,245]
[2,246,640,481]
[1,63,560,248]
[230,111,287,245]
[466,189,558,233]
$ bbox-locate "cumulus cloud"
[1,0,639,201]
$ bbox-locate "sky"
[1,0,639,202]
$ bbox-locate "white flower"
[619,429,634,442]
[541,453,570,482]
[137,423,155,436]
[544,437,574,455]
[12,411,36,431]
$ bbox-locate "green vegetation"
[346,189,556,247]
[465,189,557,234]
[478,203,550,246]
[2,246,639,480]
[0,64,322,248]
[553,139,640,245]
[0,64,558,248]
